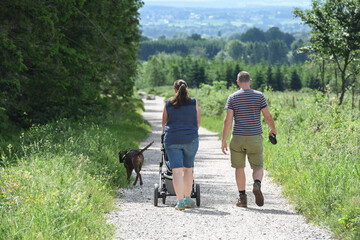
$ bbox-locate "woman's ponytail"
[169,79,191,108]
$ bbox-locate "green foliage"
[197,89,360,240]
[290,69,303,91]
[0,97,151,239]
[136,53,321,92]
[138,27,300,64]
[293,0,360,105]
[0,0,143,129]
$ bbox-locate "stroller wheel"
[162,195,166,204]
[154,184,159,206]
[196,184,200,207]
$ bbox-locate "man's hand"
[222,140,228,154]
[269,129,277,137]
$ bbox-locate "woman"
[162,79,201,210]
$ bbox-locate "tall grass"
[0,97,151,239]
[193,84,360,240]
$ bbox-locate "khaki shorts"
[229,135,263,169]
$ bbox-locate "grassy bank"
[192,84,359,240]
[0,97,151,239]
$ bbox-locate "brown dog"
[118,141,154,186]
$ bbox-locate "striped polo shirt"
[225,89,268,136]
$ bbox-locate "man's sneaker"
[184,197,195,207]
[236,194,247,207]
[253,182,264,207]
[175,200,185,210]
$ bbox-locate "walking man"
[221,71,277,207]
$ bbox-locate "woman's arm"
[162,105,168,130]
[196,100,201,128]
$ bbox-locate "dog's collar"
[122,150,131,161]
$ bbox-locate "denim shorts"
[164,137,199,169]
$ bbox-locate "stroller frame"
[153,134,200,206]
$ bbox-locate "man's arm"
[222,109,234,154]
[261,106,277,137]
[196,100,201,128]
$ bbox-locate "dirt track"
[107,95,334,240]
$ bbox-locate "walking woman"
[162,79,201,210]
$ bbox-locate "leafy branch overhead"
[293,0,360,105]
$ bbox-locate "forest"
[0,0,143,137]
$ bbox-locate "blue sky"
[142,0,312,8]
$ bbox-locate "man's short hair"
[237,71,251,83]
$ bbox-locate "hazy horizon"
[142,0,311,8]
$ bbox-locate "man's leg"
[252,167,264,207]
[247,135,264,207]
[235,168,247,207]
[252,167,263,182]
[235,168,246,191]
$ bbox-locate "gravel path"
[107,96,334,240]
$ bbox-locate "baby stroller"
[153,133,200,207]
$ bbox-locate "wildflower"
[19,164,22,167]
[83,226,86,229]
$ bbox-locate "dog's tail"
[139,141,154,154]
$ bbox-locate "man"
[221,71,276,207]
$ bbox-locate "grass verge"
[0,97,151,239]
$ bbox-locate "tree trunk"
[321,59,326,92]
[338,71,346,105]
[334,67,338,99]
[351,73,357,109]
[352,86,355,109]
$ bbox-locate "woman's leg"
[183,167,193,197]
[183,138,199,199]
[172,168,184,201]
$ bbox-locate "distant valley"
[139,5,310,39]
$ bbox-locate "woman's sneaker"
[175,200,185,210]
[184,197,195,207]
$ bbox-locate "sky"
[142,0,312,8]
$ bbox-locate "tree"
[188,33,202,41]
[145,56,166,86]
[248,41,268,63]
[294,0,360,105]
[265,27,295,47]
[290,70,302,91]
[291,39,308,63]
[273,64,284,91]
[266,65,273,89]
[268,40,289,63]
[225,64,234,88]
[0,0,143,127]
[240,28,266,42]
[188,61,206,88]
[225,40,246,60]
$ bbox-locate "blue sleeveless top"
[164,98,198,145]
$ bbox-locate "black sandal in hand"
[269,134,277,145]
